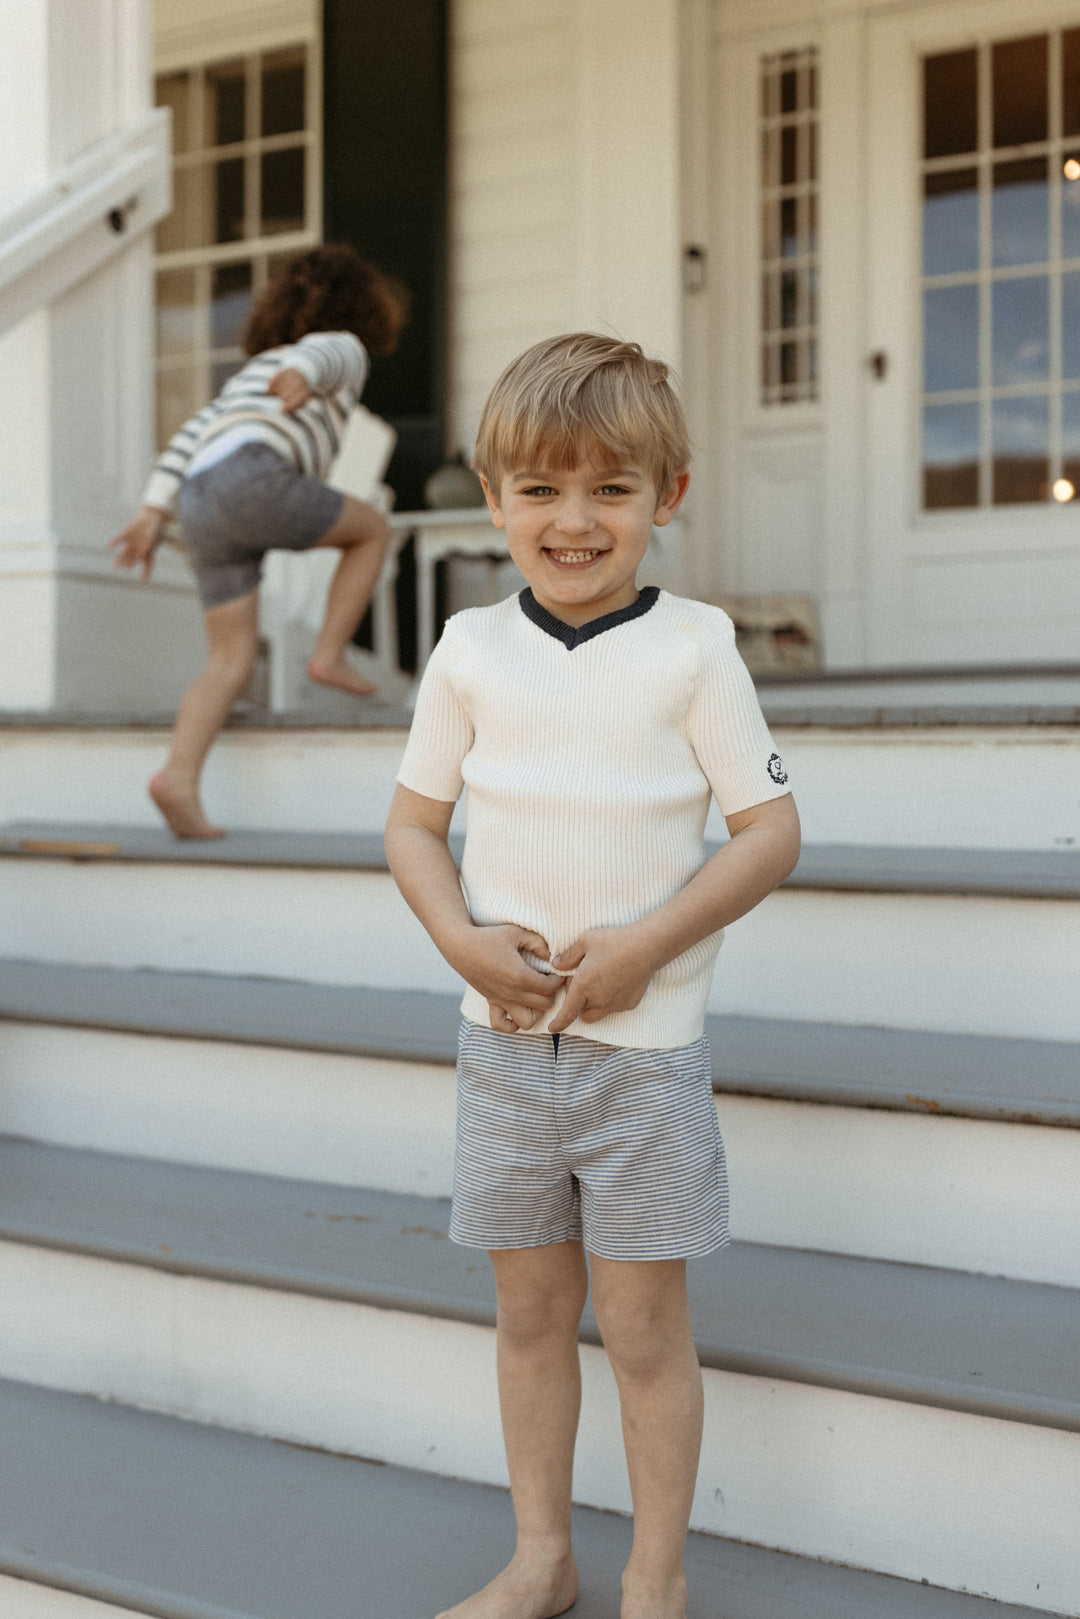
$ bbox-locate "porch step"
[3,831,1077,1041]
[1,1136,1077,1433]
[0,959,1075,1127]
[0,1378,1057,1619]
[3,820,1080,897]
[2,719,1078,851]
[1,1139,1077,1609]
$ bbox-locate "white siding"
[449,0,578,453]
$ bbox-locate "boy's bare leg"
[589,1256,703,1619]
[307,496,389,697]
[149,589,260,838]
[437,1241,587,1619]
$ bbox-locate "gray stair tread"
[0,1379,1054,1619]
[1,959,1076,1126]
[3,821,1079,896]
[2,1137,1077,1432]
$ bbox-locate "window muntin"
[921,30,1080,509]
[153,46,319,448]
[760,47,819,406]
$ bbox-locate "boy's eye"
[521,484,556,497]
[598,483,631,496]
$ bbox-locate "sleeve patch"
[767,753,789,785]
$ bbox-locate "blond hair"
[472,333,690,495]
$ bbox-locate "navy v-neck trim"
[519,586,660,649]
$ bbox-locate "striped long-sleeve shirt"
[142,331,369,512]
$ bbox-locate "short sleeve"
[684,619,793,816]
[396,624,474,803]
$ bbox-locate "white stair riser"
[3,861,1077,1040]
[2,725,1078,851]
[0,1242,1074,1615]
[3,1023,1078,1288]
[0,1576,156,1619]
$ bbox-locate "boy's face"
[481,451,689,627]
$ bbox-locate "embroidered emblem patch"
[767,753,789,784]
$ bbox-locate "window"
[922,30,1080,509]
[153,47,320,447]
[759,47,819,406]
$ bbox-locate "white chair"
[258,404,402,712]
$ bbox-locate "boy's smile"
[481,453,689,627]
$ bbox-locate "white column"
[0,0,202,715]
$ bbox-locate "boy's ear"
[479,473,506,528]
[653,468,691,527]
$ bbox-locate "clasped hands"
[451,921,659,1035]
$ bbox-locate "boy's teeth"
[551,548,600,563]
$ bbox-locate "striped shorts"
[450,1020,730,1261]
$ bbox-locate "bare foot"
[435,1548,578,1619]
[306,653,377,698]
[620,1570,688,1619]
[148,772,226,840]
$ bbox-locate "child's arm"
[548,791,800,1033]
[385,784,561,1030]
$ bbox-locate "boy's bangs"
[498,422,645,478]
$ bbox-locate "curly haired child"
[111,243,407,837]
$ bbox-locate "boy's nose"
[553,499,596,536]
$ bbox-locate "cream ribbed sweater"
[397,588,792,1048]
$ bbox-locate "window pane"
[1062,154,1080,259]
[1062,272,1080,378]
[992,395,1049,503]
[1062,391,1080,489]
[992,158,1048,268]
[206,60,246,147]
[155,269,197,357]
[211,262,252,349]
[780,269,798,329]
[780,63,798,114]
[924,169,978,275]
[261,147,305,234]
[155,165,202,253]
[924,284,979,392]
[262,49,305,136]
[924,50,977,159]
[781,125,798,186]
[992,276,1049,384]
[1065,30,1080,137]
[157,366,201,448]
[780,196,798,257]
[992,35,1048,149]
[923,402,979,508]
[214,157,245,243]
[156,73,191,155]
[211,359,244,396]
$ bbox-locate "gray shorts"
[451,1020,729,1261]
[177,442,345,609]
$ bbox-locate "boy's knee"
[210,643,258,690]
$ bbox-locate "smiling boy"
[384,334,800,1619]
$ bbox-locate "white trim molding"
[0,107,171,340]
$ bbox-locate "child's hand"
[546,925,659,1033]
[108,505,167,582]
[267,367,311,412]
[451,925,560,1033]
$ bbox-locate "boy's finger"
[550,939,586,971]
[516,931,550,960]
[548,982,587,1033]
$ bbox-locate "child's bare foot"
[620,1569,688,1619]
[435,1547,578,1619]
[306,653,377,698]
[148,771,226,839]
